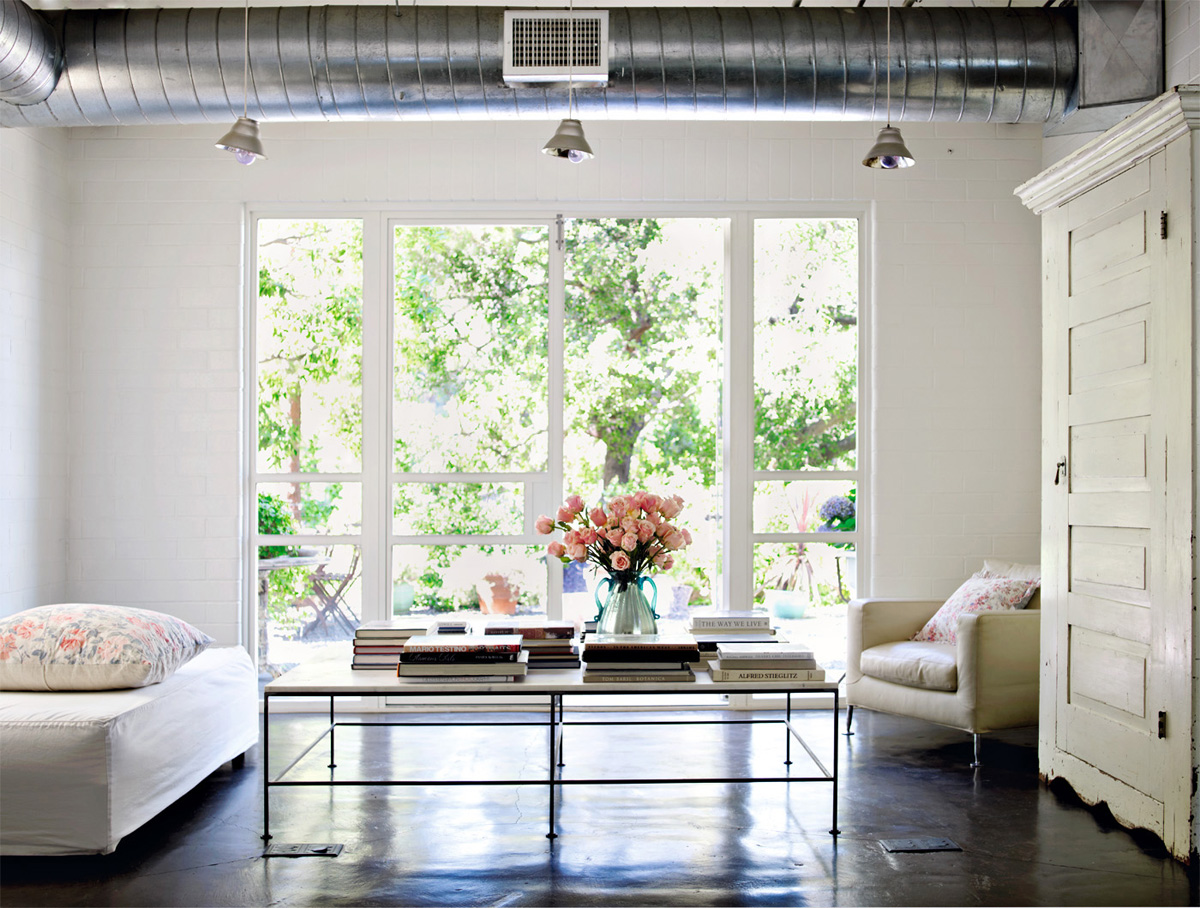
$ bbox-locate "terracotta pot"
[476,573,519,615]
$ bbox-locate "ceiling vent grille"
[503,10,609,84]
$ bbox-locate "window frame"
[243,202,872,708]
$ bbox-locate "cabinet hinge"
[555,213,565,252]
[1160,211,1168,240]
[1158,710,1167,739]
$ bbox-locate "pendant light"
[862,0,913,170]
[542,0,593,163]
[215,0,266,165]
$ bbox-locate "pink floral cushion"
[0,604,213,691]
[913,577,1039,645]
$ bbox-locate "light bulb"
[878,156,900,170]
[567,149,587,164]
[234,148,258,165]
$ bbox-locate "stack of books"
[352,619,431,670]
[581,633,701,683]
[708,642,826,683]
[397,633,528,682]
[687,611,782,659]
[483,618,580,670]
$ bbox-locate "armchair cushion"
[860,641,957,691]
[913,576,1038,645]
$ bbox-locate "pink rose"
[681,528,692,545]
[660,555,674,570]
[642,493,660,512]
[609,495,629,515]
[621,517,638,534]
[606,528,624,546]
[562,530,579,546]
[664,530,684,550]
[579,527,598,545]
[567,543,588,561]
[590,507,607,527]
[621,533,638,552]
[630,491,647,510]
[656,523,673,538]
[653,552,670,569]
[535,515,555,535]
[611,551,632,571]
[547,541,566,559]
[565,494,585,515]
[660,495,684,519]
[557,506,575,522]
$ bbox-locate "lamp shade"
[862,125,914,169]
[541,118,593,163]
[215,116,266,165]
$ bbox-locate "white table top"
[265,643,840,697]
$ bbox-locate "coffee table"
[262,645,841,844]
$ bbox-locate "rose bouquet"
[536,491,692,577]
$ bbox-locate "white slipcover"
[0,645,258,855]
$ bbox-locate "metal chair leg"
[844,704,855,736]
[971,733,981,768]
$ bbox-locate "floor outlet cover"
[879,837,961,853]
[263,843,344,857]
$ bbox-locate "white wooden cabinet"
[1017,86,1198,864]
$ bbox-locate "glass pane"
[393,224,550,474]
[390,545,548,618]
[258,544,361,679]
[562,218,725,609]
[753,541,855,674]
[257,482,361,536]
[393,482,524,535]
[753,480,857,536]
[754,218,858,471]
[257,219,363,475]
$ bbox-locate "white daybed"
[0,645,258,856]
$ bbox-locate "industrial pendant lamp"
[542,0,593,163]
[862,0,913,170]
[215,0,266,165]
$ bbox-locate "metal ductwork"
[0,4,1077,128]
[0,0,63,106]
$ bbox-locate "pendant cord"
[242,0,249,119]
[567,0,575,119]
[885,0,891,127]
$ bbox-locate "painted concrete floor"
[1,708,1195,907]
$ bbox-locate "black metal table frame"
[261,685,841,844]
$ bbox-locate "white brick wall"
[38,117,1043,641]
[0,127,71,616]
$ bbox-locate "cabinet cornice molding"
[1016,86,1200,215]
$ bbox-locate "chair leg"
[971,733,981,768]
[844,704,855,736]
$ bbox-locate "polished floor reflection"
[1,708,1195,907]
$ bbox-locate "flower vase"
[595,571,659,635]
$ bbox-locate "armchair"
[845,572,1040,766]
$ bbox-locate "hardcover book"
[583,633,699,651]
[708,661,825,680]
[689,613,773,630]
[582,669,696,683]
[398,650,520,664]
[402,633,523,654]
[398,652,529,676]
[715,642,814,660]
[483,618,576,639]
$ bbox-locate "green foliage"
[257,493,295,559]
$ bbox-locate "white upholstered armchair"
[845,562,1041,766]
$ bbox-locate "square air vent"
[503,10,609,84]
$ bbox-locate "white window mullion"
[723,213,754,611]
[360,212,388,623]
[547,214,566,618]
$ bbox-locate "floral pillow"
[913,577,1039,645]
[0,604,213,691]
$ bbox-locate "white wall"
[0,127,71,616]
[41,118,1043,642]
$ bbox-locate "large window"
[249,211,863,677]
